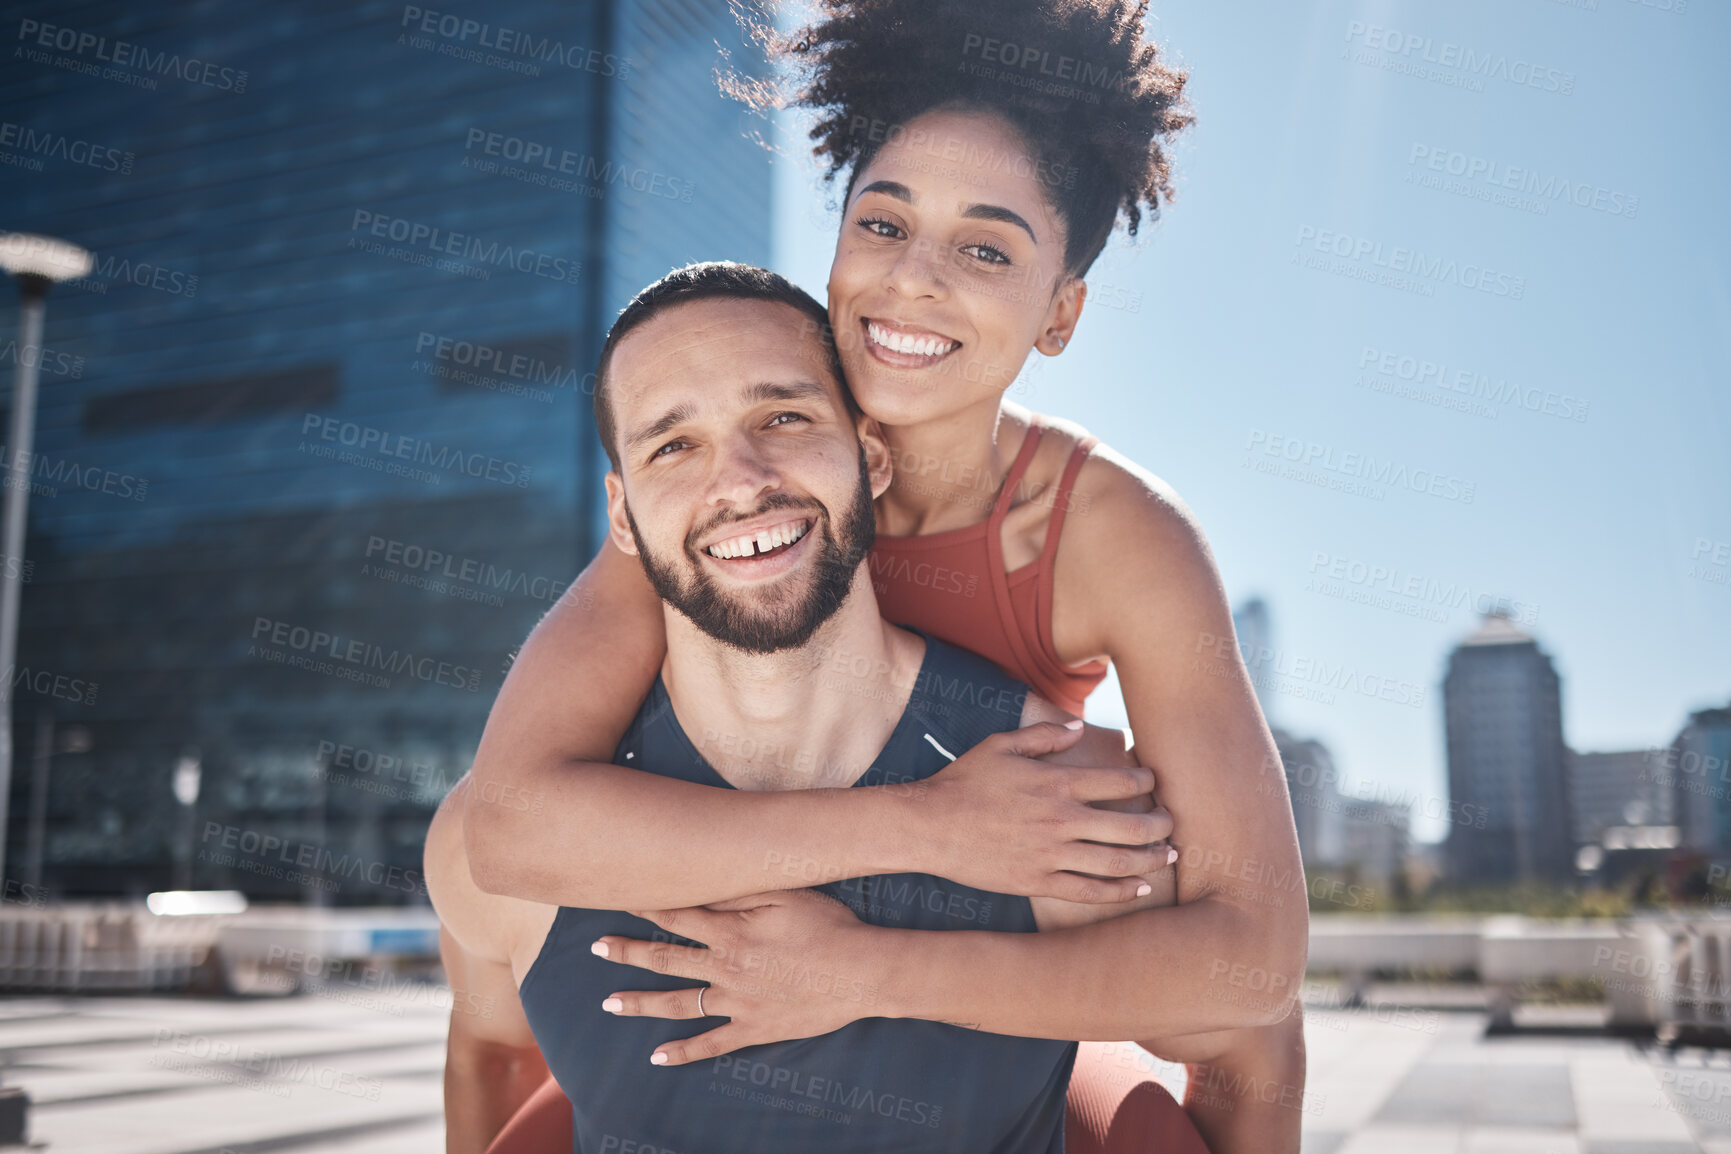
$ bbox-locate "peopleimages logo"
[463,129,694,202]
[1357,346,1589,423]
[299,413,534,488]
[363,535,572,606]
[1294,226,1525,300]
[249,616,483,693]
[0,338,83,379]
[0,121,133,173]
[1343,21,1575,95]
[414,332,582,390]
[1407,144,1638,220]
[398,7,628,78]
[1307,550,1539,627]
[349,211,580,284]
[15,19,250,92]
[1244,429,1477,505]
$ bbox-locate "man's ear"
[856,415,894,500]
[1034,276,1086,357]
[604,470,639,557]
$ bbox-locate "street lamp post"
[0,232,93,881]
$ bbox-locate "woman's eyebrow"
[961,203,1037,243]
[856,179,913,203]
[856,179,1037,243]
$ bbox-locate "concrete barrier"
[0,902,437,994]
[4,902,1728,1035]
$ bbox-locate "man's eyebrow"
[744,380,831,406]
[857,179,1037,244]
[625,381,832,452]
[625,402,696,451]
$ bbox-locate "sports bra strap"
[1039,433,1098,569]
[990,419,1046,521]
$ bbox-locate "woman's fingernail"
[591,940,610,958]
[1136,883,1152,897]
[1167,847,1179,864]
[602,997,623,1013]
[650,1052,669,1066]
[1063,719,1083,730]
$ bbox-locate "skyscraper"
[1442,612,1573,884]
[1232,596,1275,726]
[1,1,771,897]
[1569,749,1673,846]
[1668,703,1731,850]
[1274,729,1339,866]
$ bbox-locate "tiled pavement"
[2,987,1731,1151]
[1296,1001,1731,1154]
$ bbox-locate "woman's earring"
[1054,335,1066,351]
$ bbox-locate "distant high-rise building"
[1274,729,1339,865]
[1668,704,1731,849]
[1569,749,1673,846]
[1442,613,1573,884]
[1232,597,1275,725]
[1272,726,1411,892]
[1336,797,1410,891]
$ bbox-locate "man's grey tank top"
[516,634,1077,1153]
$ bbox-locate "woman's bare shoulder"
[1049,433,1227,655]
[1016,412,1208,558]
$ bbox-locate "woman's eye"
[962,243,1011,266]
[856,216,903,240]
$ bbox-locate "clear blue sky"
[770,0,1731,842]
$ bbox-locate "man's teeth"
[868,322,958,358]
[706,521,810,559]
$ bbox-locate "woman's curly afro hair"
[746,0,1193,276]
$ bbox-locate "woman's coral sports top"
[869,417,1107,716]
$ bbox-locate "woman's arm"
[464,537,1167,910]
[1020,697,1304,1154]
[866,450,1310,1037]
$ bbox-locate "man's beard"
[625,446,876,654]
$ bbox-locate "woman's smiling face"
[826,106,1083,429]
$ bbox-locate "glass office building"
[0,0,771,899]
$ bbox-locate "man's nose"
[706,433,780,508]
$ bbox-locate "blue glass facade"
[0,0,770,899]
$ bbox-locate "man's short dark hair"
[593,261,850,470]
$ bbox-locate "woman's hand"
[912,721,1174,903]
[591,888,883,1066]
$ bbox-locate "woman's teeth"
[867,322,959,358]
[706,520,810,559]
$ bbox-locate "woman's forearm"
[467,759,924,908]
[875,896,1305,1040]
[464,539,945,908]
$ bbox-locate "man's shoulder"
[611,675,675,764]
[903,634,1031,753]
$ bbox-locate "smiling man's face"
[604,296,887,653]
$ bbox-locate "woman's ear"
[604,471,639,557]
[1035,276,1086,356]
[856,416,895,500]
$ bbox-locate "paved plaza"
[2,986,1730,1152]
